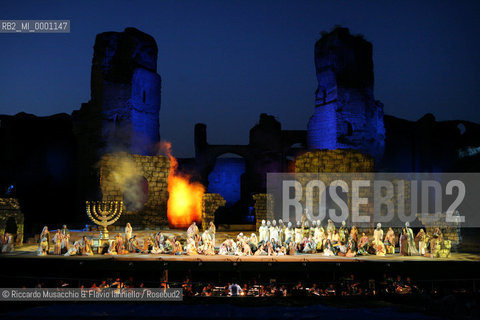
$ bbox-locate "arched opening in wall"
[345,121,353,136]
[142,90,146,104]
[5,216,17,235]
[208,153,245,207]
[123,176,149,211]
[208,153,248,224]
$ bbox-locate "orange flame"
[158,141,205,228]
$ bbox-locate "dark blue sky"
[1,0,479,157]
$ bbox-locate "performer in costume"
[60,225,70,253]
[284,222,294,244]
[302,220,311,239]
[106,239,117,255]
[258,220,268,243]
[38,226,50,256]
[265,221,271,242]
[357,233,369,255]
[186,238,198,255]
[2,233,14,253]
[142,235,155,253]
[313,221,323,251]
[338,221,348,244]
[373,223,385,255]
[294,221,303,244]
[127,235,141,253]
[162,238,173,254]
[278,219,286,244]
[79,236,93,256]
[154,231,165,248]
[399,228,408,256]
[52,229,62,255]
[350,226,358,244]
[173,240,183,255]
[203,239,215,255]
[405,222,418,255]
[415,229,427,256]
[270,220,279,243]
[202,229,211,244]
[326,219,336,235]
[208,221,216,246]
[125,222,133,243]
[346,237,357,257]
[384,227,396,254]
[430,227,443,257]
[115,233,127,254]
[186,222,199,239]
[323,239,336,256]
[249,233,258,252]
[64,240,81,256]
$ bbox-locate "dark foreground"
[1,253,479,319]
[0,297,463,320]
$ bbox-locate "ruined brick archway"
[99,153,170,229]
[0,198,24,245]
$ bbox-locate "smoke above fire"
[106,152,147,211]
[157,141,205,228]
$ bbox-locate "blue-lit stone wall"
[89,28,162,156]
[207,158,246,206]
[130,68,161,155]
[307,27,385,161]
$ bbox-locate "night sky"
[1,0,479,157]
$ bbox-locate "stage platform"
[3,249,480,263]
[2,230,479,286]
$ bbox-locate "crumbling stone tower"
[307,27,385,162]
[90,27,162,155]
[73,27,162,202]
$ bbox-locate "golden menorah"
[86,201,123,240]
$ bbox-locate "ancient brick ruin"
[99,153,170,229]
[253,193,274,230]
[201,193,226,231]
[0,198,24,245]
[308,27,385,162]
[0,27,478,250]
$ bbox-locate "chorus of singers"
[36,218,444,257]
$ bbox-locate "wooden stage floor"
[4,247,480,263]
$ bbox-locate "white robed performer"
[278,219,285,244]
[64,240,81,256]
[187,222,199,239]
[294,221,303,244]
[284,222,294,244]
[265,221,271,242]
[314,220,325,250]
[373,223,386,256]
[208,221,216,246]
[259,220,268,243]
[373,223,384,244]
[125,222,132,243]
[202,229,212,243]
[270,220,279,243]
